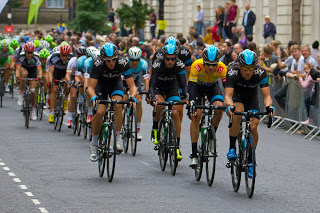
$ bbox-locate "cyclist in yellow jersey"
[188,45,227,168]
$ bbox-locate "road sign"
[4,26,13,33]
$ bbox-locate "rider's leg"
[68,87,77,121]
[211,100,224,131]
[250,118,259,149]
[229,102,245,150]
[190,109,202,157]
[91,104,106,146]
[136,94,143,129]
[50,85,58,113]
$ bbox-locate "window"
[46,0,64,8]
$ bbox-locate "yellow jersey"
[189,59,227,87]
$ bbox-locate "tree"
[69,0,112,34]
[116,0,154,35]
[291,0,301,44]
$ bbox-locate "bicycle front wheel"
[130,108,138,156]
[25,94,30,129]
[245,133,256,198]
[73,113,78,135]
[106,123,117,182]
[58,97,64,132]
[168,120,178,176]
[98,130,106,177]
[158,119,168,171]
[205,126,217,186]
[122,107,129,153]
[231,134,242,192]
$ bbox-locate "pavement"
[0,93,319,213]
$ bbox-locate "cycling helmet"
[79,38,86,47]
[34,39,40,48]
[45,35,53,43]
[59,44,72,55]
[24,42,36,51]
[52,46,60,53]
[76,46,86,56]
[39,40,50,49]
[128,46,142,60]
[0,39,9,47]
[10,39,19,47]
[238,49,258,65]
[100,43,118,58]
[92,49,100,59]
[86,46,97,58]
[162,43,179,55]
[164,36,180,49]
[39,48,50,58]
[202,45,220,62]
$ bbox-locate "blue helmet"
[165,36,180,48]
[238,49,257,65]
[162,43,179,55]
[100,42,118,58]
[203,45,220,62]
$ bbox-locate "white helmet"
[40,40,50,49]
[86,46,97,58]
[52,46,60,53]
[128,46,142,60]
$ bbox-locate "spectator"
[263,15,276,44]
[223,2,230,40]
[176,33,183,40]
[131,37,140,47]
[247,42,257,52]
[233,43,242,55]
[200,27,214,45]
[194,5,204,37]
[311,41,319,61]
[275,40,297,76]
[220,42,233,65]
[216,6,224,41]
[242,3,256,36]
[243,35,253,49]
[210,24,220,44]
[188,44,199,62]
[150,11,157,39]
[108,8,115,23]
[179,37,187,47]
[271,40,281,54]
[140,42,152,59]
[259,44,278,74]
[298,63,315,124]
[301,45,318,67]
[226,0,240,39]
[231,51,238,63]
[231,27,239,45]
[190,32,198,51]
[275,45,304,110]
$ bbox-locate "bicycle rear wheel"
[121,107,129,153]
[54,111,59,130]
[195,120,205,181]
[10,71,14,98]
[73,113,78,135]
[106,123,117,182]
[206,126,217,186]
[0,80,4,108]
[231,134,242,192]
[58,97,64,132]
[245,133,256,198]
[168,120,178,176]
[130,108,138,156]
[158,119,168,171]
[83,105,88,139]
[25,94,30,129]
[77,110,82,136]
[98,130,106,177]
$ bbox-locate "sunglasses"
[204,62,218,67]
[60,54,68,57]
[164,56,176,61]
[104,56,117,62]
[130,58,140,62]
[26,51,34,54]
[241,66,255,71]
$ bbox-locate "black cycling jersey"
[149,58,187,100]
[17,52,41,68]
[152,46,192,67]
[48,52,73,80]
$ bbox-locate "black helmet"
[76,46,86,56]
[100,42,118,58]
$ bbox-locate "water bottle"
[240,135,245,150]
[103,122,108,139]
[201,126,207,144]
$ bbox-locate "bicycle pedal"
[226,161,231,168]
[153,145,159,151]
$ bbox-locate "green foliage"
[69,0,112,34]
[116,0,154,29]
[12,0,22,8]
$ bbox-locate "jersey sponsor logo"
[176,60,185,68]
[118,58,128,67]
[103,72,120,78]
[228,69,238,76]
[195,64,201,71]
[153,62,161,69]
[217,67,223,74]
[254,68,264,76]
[222,78,226,83]
[94,59,103,67]
[155,52,163,59]
[180,49,189,56]
[158,76,175,81]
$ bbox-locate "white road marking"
[3,167,10,170]
[0,162,5,166]
[32,199,41,205]
[20,185,27,190]
[39,207,49,213]
[13,178,22,182]
[8,172,16,176]
[26,192,34,197]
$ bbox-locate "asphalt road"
[0,93,319,213]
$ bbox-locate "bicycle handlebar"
[228,110,273,128]
[195,105,227,110]
[18,78,39,81]
[156,101,187,106]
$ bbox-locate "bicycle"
[226,108,273,198]
[36,77,45,120]
[72,82,83,136]
[121,91,138,156]
[18,77,39,129]
[53,80,67,132]
[189,103,226,186]
[8,68,15,99]
[95,99,130,182]
[154,101,186,176]
[0,68,5,108]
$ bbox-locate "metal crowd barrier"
[258,74,320,141]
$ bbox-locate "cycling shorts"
[193,82,224,105]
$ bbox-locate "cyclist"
[149,43,188,160]
[45,46,60,108]
[35,40,51,53]
[225,49,274,178]
[16,42,42,120]
[188,45,227,168]
[88,43,138,161]
[10,38,19,51]
[65,46,87,127]
[47,44,73,123]
[38,48,50,108]
[45,35,56,50]
[124,46,149,140]
[0,39,15,93]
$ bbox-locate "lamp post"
[158,0,164,37]
[8,0,12,26]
